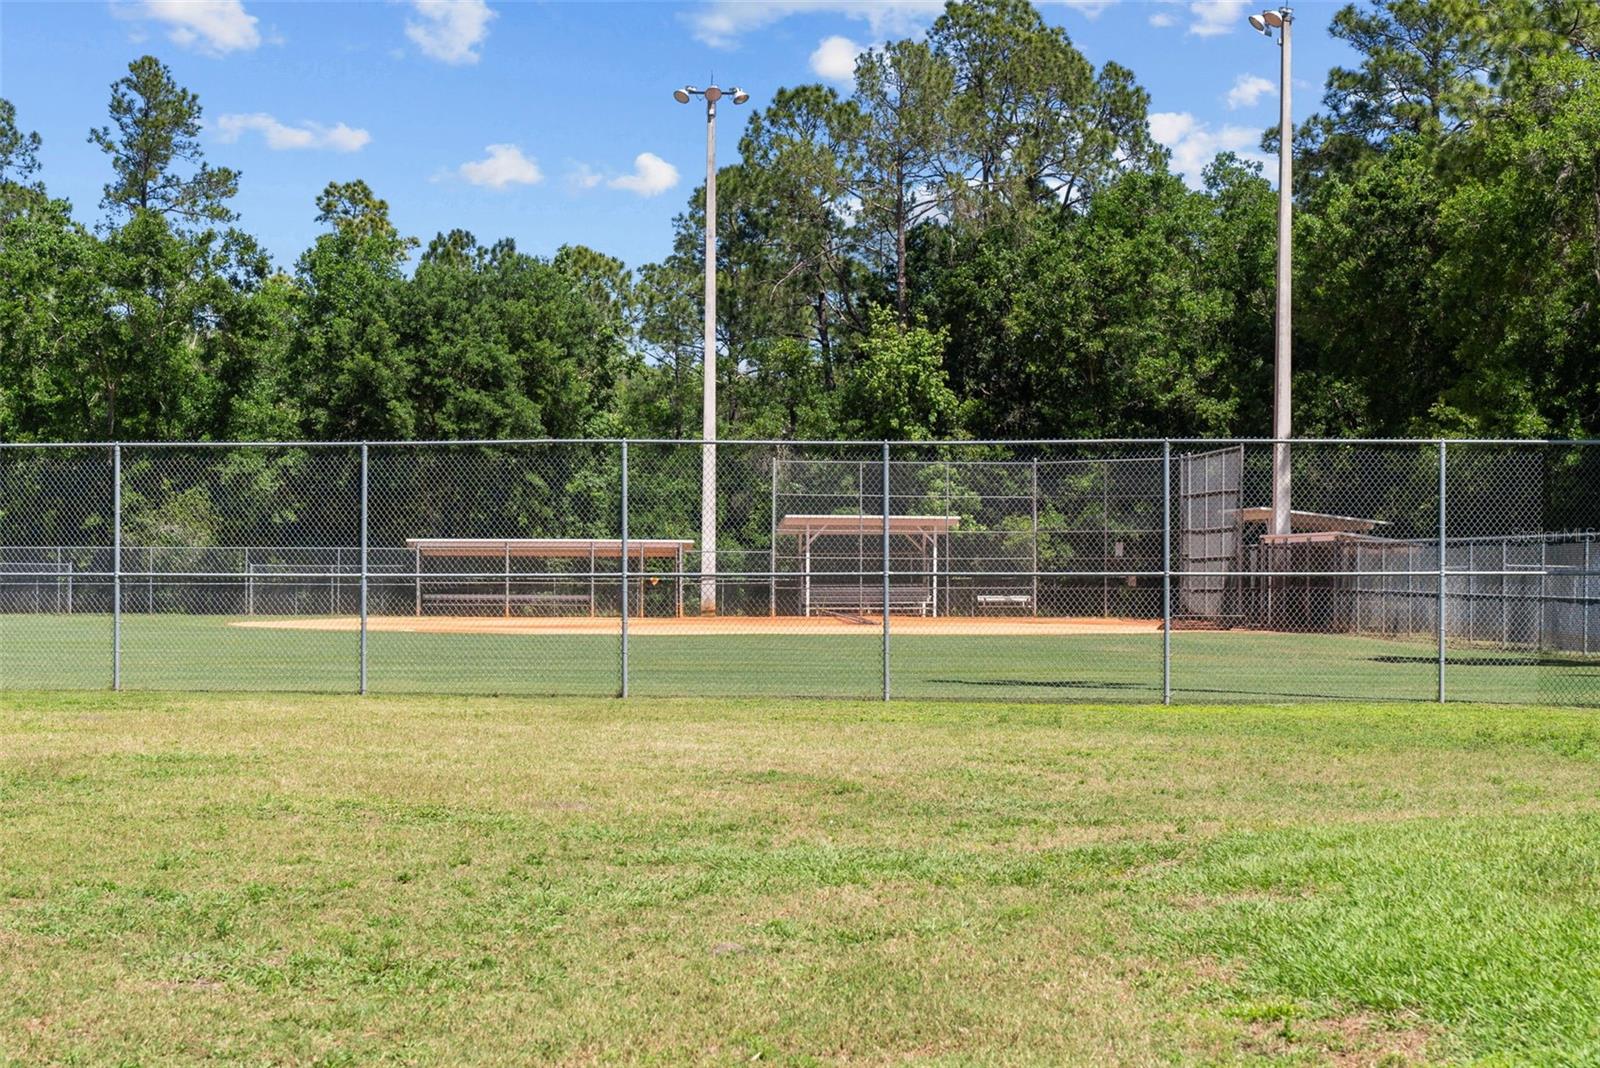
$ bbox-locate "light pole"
[1249,7,1293,536]
[674,83,748,614]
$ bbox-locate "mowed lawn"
[3,696,1600,1065]
[5,613,1599,705]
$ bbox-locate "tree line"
[2,0,1598,445]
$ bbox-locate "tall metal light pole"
[674,83,748,614]
[1249,7,1293,536]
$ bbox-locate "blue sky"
[0,1,1358,273]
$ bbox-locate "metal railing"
[0,438,1596,704]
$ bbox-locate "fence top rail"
[5,437,1600,449]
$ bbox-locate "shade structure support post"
[1102,458,1110,618]
[803,530,812,617]
[1032,457,1040,617]
[882,441,891,702]
[1162,441,1172,705]
[414,547,421,617]
[944,459,952,616]
[112,443,122,691]
[620,440,630,698]
[857,462,865,608]
[1585,538,1592,656]
[1437,440,1447,703]
[359,443,369,695]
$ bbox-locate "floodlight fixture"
[1248,13,1268,33]
[673,87,692,104]
[731,88,750,105]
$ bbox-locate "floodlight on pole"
[1249,6,1294,537]
[672,82,749,614]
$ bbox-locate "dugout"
[1242,517,1388,632]
[404,537,693,617]
[773,515,960,617]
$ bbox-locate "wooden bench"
[806,583,934,617]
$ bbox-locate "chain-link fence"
[2,439,1596,704]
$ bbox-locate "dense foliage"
[2,0,1598,443]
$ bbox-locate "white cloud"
[1186,0,1251,37]
[213,113,371,152]
[405,0,495,65]
[810,35,865,84]
[1148,111,1268,185]
[607,153,680,197]
[1226,73,1275,109]
[459,144,542,189]
[126,0,261,54]
[567,162,604,191]
[1039,0,1115,15]
[1148,11,1178,27]
[688,1,934,48]
[689,0,1111,47]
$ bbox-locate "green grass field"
[4,612,1598,705]
[2,693,1599,1065]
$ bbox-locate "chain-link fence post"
[359,443,369,695]
[769,453,778,617]
[1438,439,1447,703]
[1162,439,1172,705]
[882,440,891,702]
[620,439,629,699]
[112,443,122,691]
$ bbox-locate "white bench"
[423,591,592,615]
[807,583,934,616]
[975,589,1034,614]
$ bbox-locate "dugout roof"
[775,514,961,536]
[1235,508,1387,534]
[405,537,693,559]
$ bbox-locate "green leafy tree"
[0,98,45,218]
[928,0,1156,219]
[289,180,416,439]
[738,85,866,372]
[842,307,958,439]
[1431,52,1600,435]
[88,56,239,226]
[853,41,953,323]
